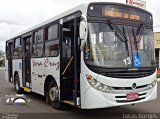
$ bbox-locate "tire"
[14,74,23,94]
[47,80,63,110]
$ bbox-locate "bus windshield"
[84,22,155,68]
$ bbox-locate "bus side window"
[6,42,8,59]
[44,24,59,57]
[32,29,44,57]
[13,38,21,59]
[62,36,71,58]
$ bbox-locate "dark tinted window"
[13,38,21,58]
[6,42,9,59]
[36,43,43,57]
[32,43,44,57]
[32,29,44,57]
[32,44,37,57]
[32,43,44,58]
[44,40,59,57]
[15,38,21,48]
[6,42,14,59]
[35,29,43,43]
[44,24,59,57]
[47,24,58,40]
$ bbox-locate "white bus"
[5,2,157,109]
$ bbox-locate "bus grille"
[112,85,148,90]
[100,69,155,79]
[116,97,145,103]
[115,93,146,103]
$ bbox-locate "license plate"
[127,93,139,100]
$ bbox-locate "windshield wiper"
[136,23,144,43]
[107,20,128,42]
[132,28,139,57]
[122,27,130,57]
[107,20,129,56]
[132,24,145,57]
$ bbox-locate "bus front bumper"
[81,82,157,109]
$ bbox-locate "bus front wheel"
[47,80,63,110]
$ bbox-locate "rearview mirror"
[79,21,87,40]
[80,15,88,50]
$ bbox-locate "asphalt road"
[0,69,160,119]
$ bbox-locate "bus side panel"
[12,59,23,87]
[31,57,60,96]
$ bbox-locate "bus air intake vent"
[100,69,155,79]
[115,93,146,103]
[115,93,146,98]
[113,85,148,90]
[116,97,145,103]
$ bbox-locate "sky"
[0,0,159,51]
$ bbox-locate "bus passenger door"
[7,42,13,82]
[22,36,32,89]
[60,18,80,106]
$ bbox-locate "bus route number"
[123,57,131,66]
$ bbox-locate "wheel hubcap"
[49,87,59,102]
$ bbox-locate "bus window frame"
[6,41,9,60]
[13,37,22,59]
[32,28,45,58]
[44,23,60,57]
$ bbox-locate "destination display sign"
[103,7,140,21]
[88,4,152,23]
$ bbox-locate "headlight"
[86,74,112,93]
[149,80,157,88]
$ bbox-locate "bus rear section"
[5,41,14,83]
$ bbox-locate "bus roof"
[7,1,152,41]
[7,2,88,40]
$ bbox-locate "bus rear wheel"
[48,80,63,110]
[14,74,23,94]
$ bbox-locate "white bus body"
[5,1,157,109]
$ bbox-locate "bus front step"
[23,87,31,93]
[62,100,80,108]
